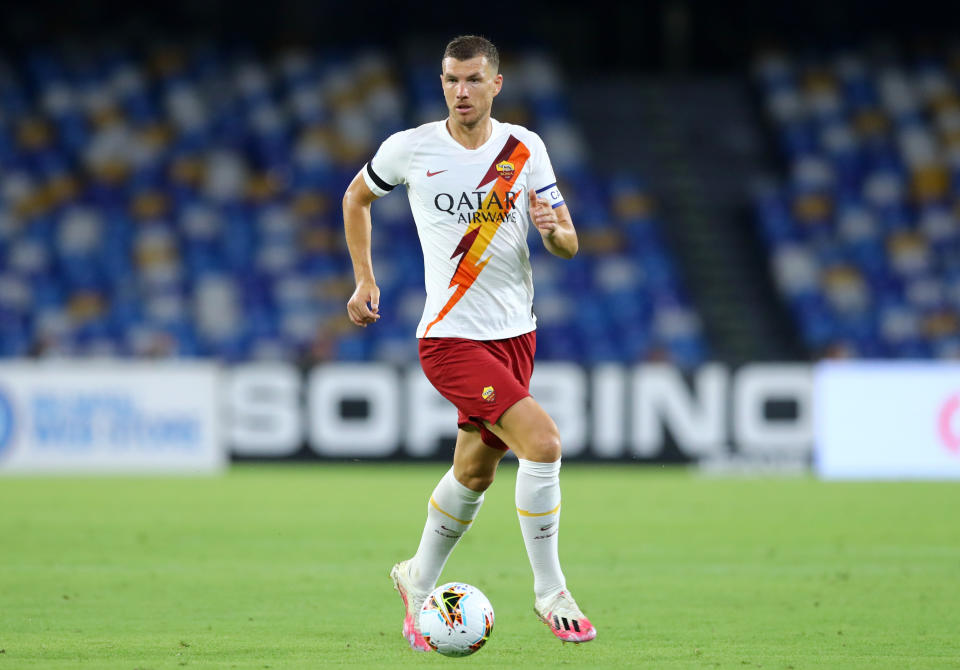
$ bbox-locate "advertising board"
[0,362,224,474]
[813,361,960,479]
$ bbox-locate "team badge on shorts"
[481,386,496,403]
[495,161,515,181]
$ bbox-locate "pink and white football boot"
[389,560,432,652]
[534,590,597,643]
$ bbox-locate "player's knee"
[524,431,562,462]
[454,464,496,492]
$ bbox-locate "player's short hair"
[443,35,500,72]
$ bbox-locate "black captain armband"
[366,163,396,192]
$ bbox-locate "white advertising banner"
[0,362,224,474]
[813,361,960,479]
[227,362,814,462]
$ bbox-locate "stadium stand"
[754,46,960,359]
[0,44,706,366]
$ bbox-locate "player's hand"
[347,281,381,327]
[529,189,558,235]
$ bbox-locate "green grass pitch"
[1,464,959,669]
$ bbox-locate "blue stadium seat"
[0,44,705,366]
[755,48,960,359]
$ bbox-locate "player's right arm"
[343,129,412,327]
[343,173,381,327]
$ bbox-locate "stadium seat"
[755,48,960,358]
[0,44,706,366]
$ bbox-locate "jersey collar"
[437,118,503,153]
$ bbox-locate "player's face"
[441,56,502,129]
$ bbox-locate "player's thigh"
[453,426,507,492]
[483,396,561,463]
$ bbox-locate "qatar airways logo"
[434,190,522,224]
[938,392,960,456]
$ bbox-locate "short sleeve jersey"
[363,118,564,340]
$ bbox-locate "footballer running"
[342,34,597,650]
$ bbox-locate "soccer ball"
[418,582,495,657]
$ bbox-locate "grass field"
[1,464,959,669]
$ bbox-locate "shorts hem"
[480,391,531,427]
[459,391,531,451]
[456,421,509,451]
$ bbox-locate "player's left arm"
[529,189,578,259]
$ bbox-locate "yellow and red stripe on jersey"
[423,135,531,336]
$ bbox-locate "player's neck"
[445,117,493,150]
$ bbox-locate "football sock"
[515,458,567,600]
[409,466,484,592]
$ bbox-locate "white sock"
[516,458,566,600]
[409,467,484,592]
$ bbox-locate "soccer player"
[342,35,597,650]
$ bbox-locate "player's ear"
[439,58,450,85]
[493,72,503,96]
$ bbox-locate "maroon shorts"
[418,331,536,451]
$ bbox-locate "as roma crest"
[495,161,515,181]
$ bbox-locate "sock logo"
[539,522,555,532]
[437,524,463,538]
[481,386,496,402]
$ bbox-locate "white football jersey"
[362,118,565,340]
